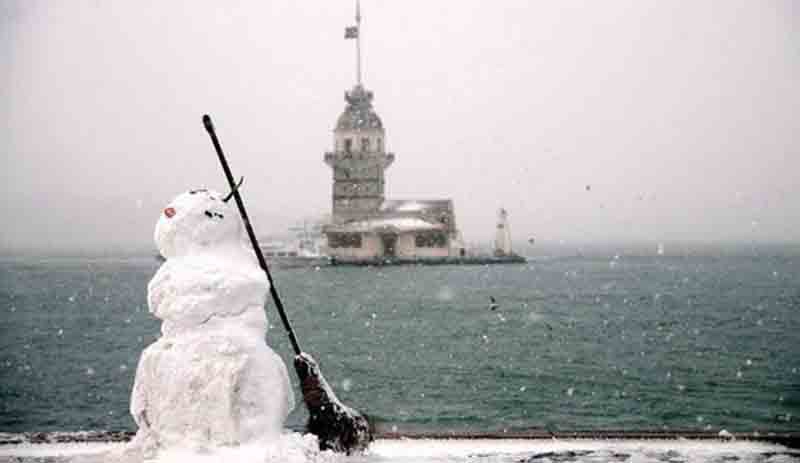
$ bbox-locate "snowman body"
[130,190,294,452]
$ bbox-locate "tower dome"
[331,83,388,156]
[336,84,383,130]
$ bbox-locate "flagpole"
[356,0,362,86]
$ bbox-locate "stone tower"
[324,1,394,224]
[324,85,394,224]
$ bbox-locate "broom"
[202,114,372,453]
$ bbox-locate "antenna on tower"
[345,0,363,86]
[356,0,362,85]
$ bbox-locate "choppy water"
[1,243,799,435]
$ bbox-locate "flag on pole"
[345,26,359,39]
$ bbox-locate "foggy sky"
[1,0,798,252]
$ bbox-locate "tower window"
[344,138,352,153]
[377,138,383,152]
[361,137,370,152]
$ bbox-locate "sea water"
[1,243,799,436]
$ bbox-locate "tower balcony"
[325,151,395,168]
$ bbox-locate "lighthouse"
[494,208,513,257]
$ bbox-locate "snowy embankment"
[1,436,798,463]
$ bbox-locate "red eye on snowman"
[164,207,176,218]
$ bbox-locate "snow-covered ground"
[1,438,797,463]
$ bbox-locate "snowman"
[127,188,295,456]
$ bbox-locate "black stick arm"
[203,114,302,355]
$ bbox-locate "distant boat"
[260,241,301,259]
[259,222,330,268]
[260,241,330,268]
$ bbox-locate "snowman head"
[154,189,242,259]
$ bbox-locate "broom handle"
[203,114,302,355]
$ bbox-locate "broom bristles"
[294,353,373,454]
